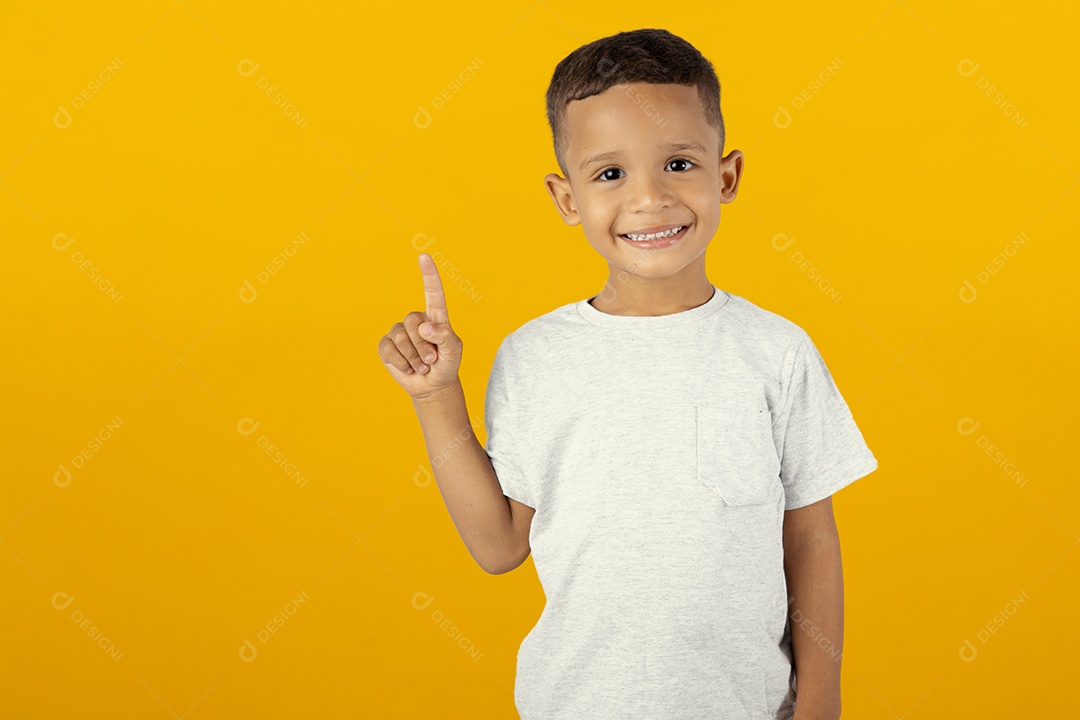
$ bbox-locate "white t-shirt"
[483,285,878,719]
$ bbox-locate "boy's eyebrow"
[578,141,708,172]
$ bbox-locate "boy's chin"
[601,253,698,279]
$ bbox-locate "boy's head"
[543,28,743,287]
[546,28,725,178]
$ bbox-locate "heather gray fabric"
[483,285,878,719]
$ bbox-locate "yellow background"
[2,1,1077,717]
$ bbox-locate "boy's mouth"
[618,223,690,247]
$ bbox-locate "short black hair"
[545,28,724,176]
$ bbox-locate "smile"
[618,224,690,248]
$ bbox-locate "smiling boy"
[379,27,877,720]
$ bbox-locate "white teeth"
[624,226,684,241]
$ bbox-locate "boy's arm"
[378,254,532,575]
[413,381,533,575]
[783,496,844,720]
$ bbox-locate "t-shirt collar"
[576,284,730,327]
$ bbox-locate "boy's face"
[545,82,743,283]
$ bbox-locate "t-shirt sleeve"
[775,332,878,510]
[483,336,533,508]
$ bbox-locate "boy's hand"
[377,252,463,402]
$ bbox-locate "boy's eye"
[594,158,696,182]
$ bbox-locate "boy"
[377,28,877,720]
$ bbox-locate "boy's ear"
[718,149,745,204]
[544,173,580,226]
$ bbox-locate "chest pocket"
[696,396,780,506]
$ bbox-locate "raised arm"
[377,253,533,574]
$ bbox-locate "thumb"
[419,320,456,346]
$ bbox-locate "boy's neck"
[588,276,716,317]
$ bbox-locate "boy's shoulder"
[501,297,582,343]
[724,290,814,346]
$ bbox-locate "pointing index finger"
[419,253,449,325]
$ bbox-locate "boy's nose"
[625,173,675,213]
